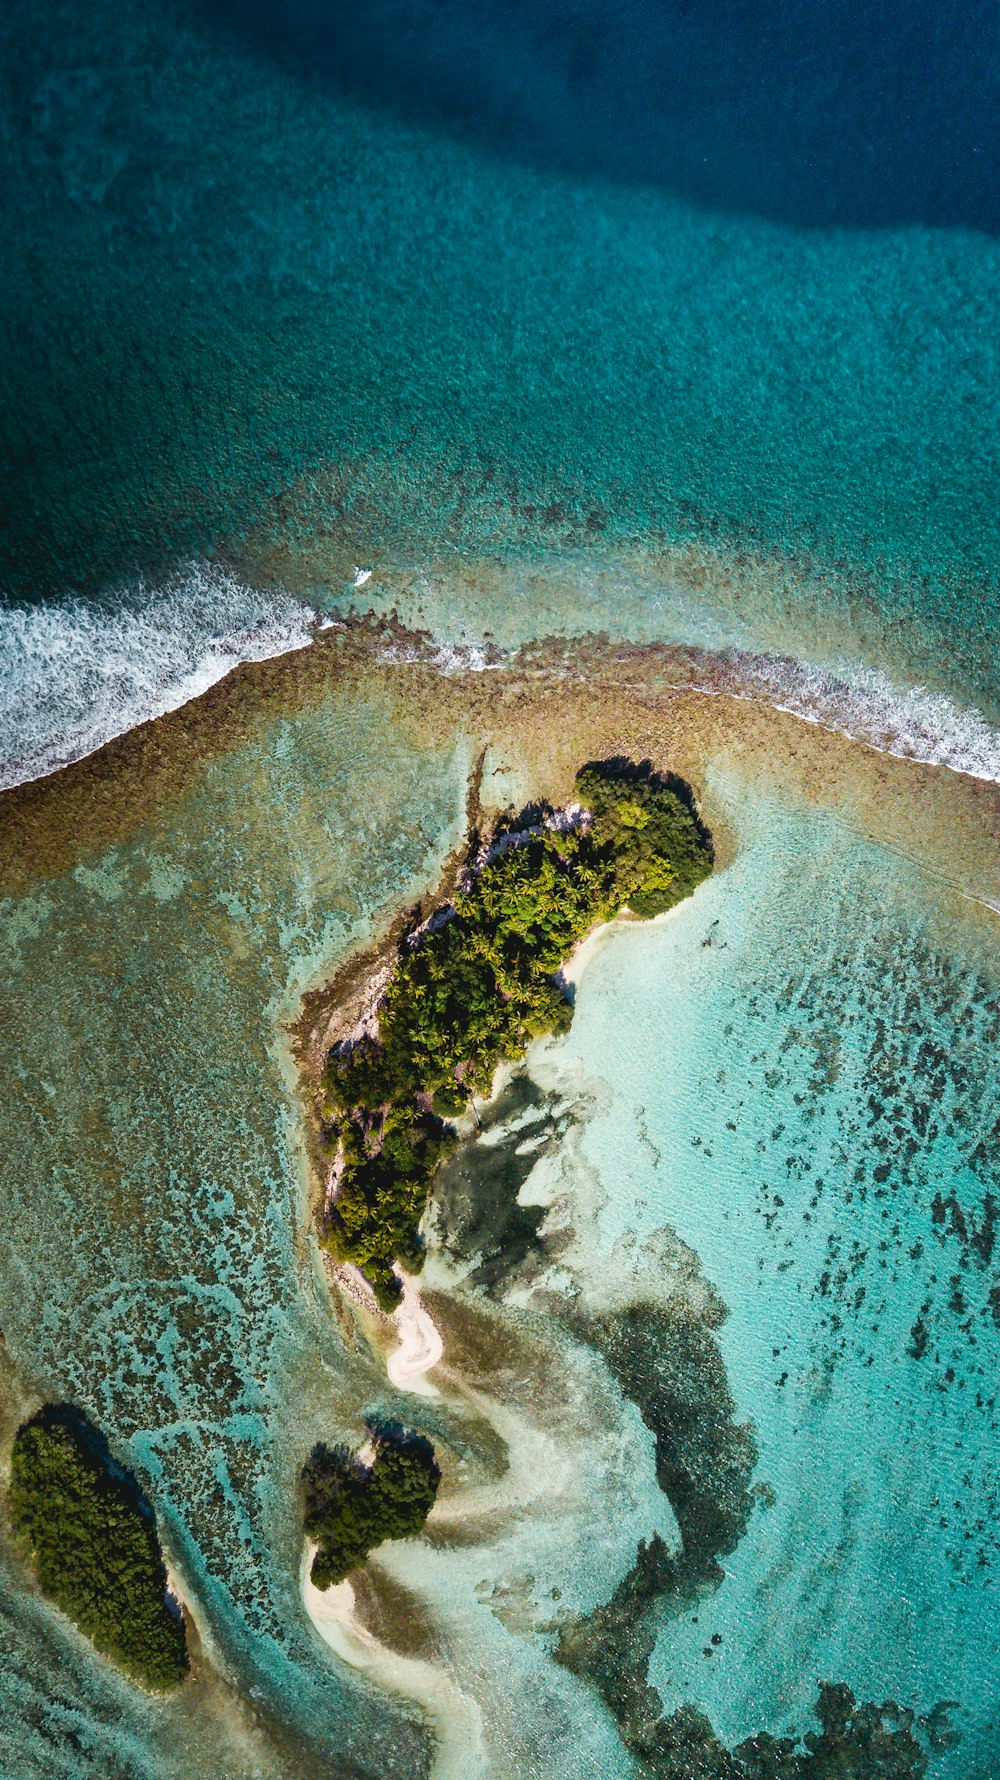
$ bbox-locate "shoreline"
[555,915,623,999]
[300,1543,486,1780]
[554,896,690,1002]
[562,897,693,996]
[4,622,1000,966]
[302,769,710,1401]
[318,1254,445,1396]
[386,1271,444,1395]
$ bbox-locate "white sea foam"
[428,641,506,675]
[395,626,1000,784]
[375,636,506,676]
[5,565,1000,796]
[377,617,1000,785]
[0,564,316,791]
[718,654,1000,785]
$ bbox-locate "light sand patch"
[556,916,622,997]
[301,1543,485,1780]
[558,896,691,999]
[387,1271,444,1396]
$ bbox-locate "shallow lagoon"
[533,772,1000,1774]
[0,682,473,1777]
[0,666,998,1776]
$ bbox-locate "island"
[303,1427,442,1588]
[9,1406,188,1692]
[316,758,714,1309]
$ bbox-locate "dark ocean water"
[202,0,1000,233]
[1,0,999,735]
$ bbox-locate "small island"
[318,759,713,1308]
[303,1427,441,1588]
[9,1406,188,1692]
[300,760,711,1601]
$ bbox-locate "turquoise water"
[540,774,1000,1774]
[0,687,473,1776]
[4,0,1000,723]
[1,678,999,1774]
[3,0,1000,1772]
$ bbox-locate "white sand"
[301,1545,485,1780]
[559,898,692,998]
[325,1258,443,1393]
[164,1563,187,1624]
[387,1270,444,1395]
[557,915,622,995]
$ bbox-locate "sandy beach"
[558,894,693,1001]
[300,1544,485,1780]
[322,1255,445,1394]
[387,1270,444,1395]
[341,899,691,1403]
[556,915,622,997]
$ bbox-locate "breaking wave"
[374,611,1000,785]
[712,652,1000,785]
[4,564,1000,796]
[0,564,316,791]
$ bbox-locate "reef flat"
[0,627,998,1778]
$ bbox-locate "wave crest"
[4,572,1000,795]
[718,653,1000,784]
[0,565,315,792]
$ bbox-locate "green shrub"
[304,1430,441,1588]
[431,1080,468,1118]
[321,760,712,1292]
[9,1407,188,1691]
[575,759,714,918]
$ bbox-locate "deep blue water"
[1,0,1000,727]
[201,0,1000,233]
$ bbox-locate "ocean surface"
[2,715,998,1778]
[536,777,1000,1776]
[1,0,999,1774]
[3,0,1000,766]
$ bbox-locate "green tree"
[9,1407,188,1691]
[304,1429,441,1588]
[321,760,713,1294]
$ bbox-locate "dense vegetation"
[321,759,712,1306]
[647,1680,937,1777]
[9,1407,188,1691]
[303,1428,441,1588]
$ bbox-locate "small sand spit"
[387,1271,444,1396]
[301,1545,485,1780]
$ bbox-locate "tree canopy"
[321,760,713,1305]
[304,1428,441,1589]
[9,1406,188,1691]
